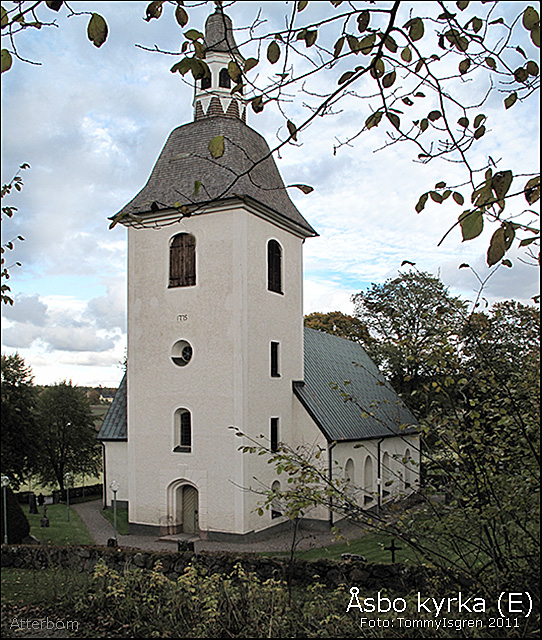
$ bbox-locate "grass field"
[23,503,94,546]
[262,531,421,563]
[1,566,91,606]
[100,505,130,535]
[293,532,420,563]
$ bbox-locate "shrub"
[0,486,30,543]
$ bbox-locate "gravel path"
[73,499,367,554]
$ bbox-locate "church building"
[98,8,419,541]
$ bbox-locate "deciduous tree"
[34,381,101,491]
[304,310,371,344]
[352,270,467,415]
[239,286,540,599]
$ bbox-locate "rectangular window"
[270,417,279,452]
[270,341,280,377]
[267,240,282,294]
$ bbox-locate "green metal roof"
[97,374,127,441]
[98,330,417,443]
[295,328,417,442]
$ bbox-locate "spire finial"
[193,9,246,122]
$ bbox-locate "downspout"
[101,442,107,509]
[328,441,337,527]
[418,435,423,489]
[377,437,385,514]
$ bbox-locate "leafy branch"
[1,163,29,305]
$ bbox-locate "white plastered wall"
[103,441,129,505]
[333,433,421,509]
[126,204,311,536]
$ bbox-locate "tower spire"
[193,7,246,122]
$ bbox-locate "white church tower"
[101,7,318,539]
[99,8,419,541]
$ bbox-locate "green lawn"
[23,503,94,546]
[1,567,91,606]
[264,531,421,563]
[100,505,130,535]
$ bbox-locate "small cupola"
[194,8,246,122]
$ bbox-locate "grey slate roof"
[294,328,417,442]
[98,331,417,443]
[113,116,317,237]
[204,9,240,56]
[97,374,127,441]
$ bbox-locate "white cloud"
[1,294,48,326]
[1,1,539,386]
[304,278,355,315]
[85,279,126,331]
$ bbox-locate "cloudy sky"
[1,1,539,387]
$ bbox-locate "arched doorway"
[169,481,199,534]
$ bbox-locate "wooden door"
[182,485,198,533]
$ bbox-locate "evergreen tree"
[1,353,39,488]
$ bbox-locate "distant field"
[17,472,103,496]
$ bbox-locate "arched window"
[345,458,355,484]
[381,452,391,500]
[271,480,282,519]
[201,74,212,90]
[174,409,192,453]
[404,448,412,489]
[267,240,282,293]
[219,68,231,88]
[364,456,374,505]
[169,233,196,288]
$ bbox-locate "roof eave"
[114,194,318,239]
[293,381,333,443]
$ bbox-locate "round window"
[171,340,193,367]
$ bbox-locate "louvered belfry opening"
[169,233,196,288]
[268,239,282,293]
[218,68,231,88]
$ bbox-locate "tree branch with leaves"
[1,164,28,305]
[2,1,539,270]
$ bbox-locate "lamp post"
[64,472,72,522]
[110,480,119,544]
[1,476,10,544]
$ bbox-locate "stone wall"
[0,544,445,591]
